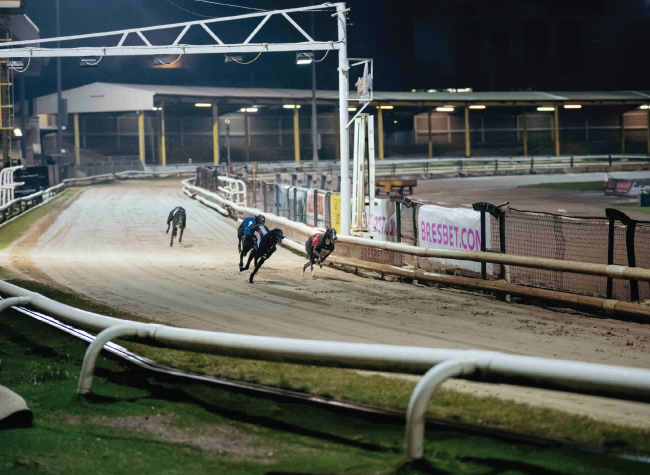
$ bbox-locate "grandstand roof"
[35,82,650,115]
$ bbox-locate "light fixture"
[348,107,357,112]
[427,89,438,93]
[564,104,582,109]
[283,104,301,109]
[13,128,22,137]
[153,57,171,66]
[640,105,650,110]
[411,89,417,92]
[537,107,555,111]
[80,57,101,67]
[8,60,24,68]
[240,107,258,113]
[379,105,394,109]
[393,120,398,124]
[436,107,454,112]
[296,52,314,65]
[469,105,486,109]
[225,55,243,63]
[195,103,212,108]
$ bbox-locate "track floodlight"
[80,57,101,67]
[8,60,24,68]
[153,57,171,66]
[225,55,243,63]
[296,52,314,65]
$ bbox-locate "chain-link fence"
[394,200,649,302]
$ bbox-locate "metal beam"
[427,108,432,158]
[522,107,528,156]
[0,3,339,59]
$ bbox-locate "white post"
[351,117,360,229]
[337,2,350,236]
[367,115,375,234]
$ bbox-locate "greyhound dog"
[239,224,284,283]
[166,206,186,247]
[303,228,337,277]
[237,214,265,253]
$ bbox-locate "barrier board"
[418,205,493,274]
[306,189,326,228]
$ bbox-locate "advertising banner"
[330,193,342,233]
[605,178,650,197]
[368,199,398,242]
[418,205,493,274]
[307,190,326,228]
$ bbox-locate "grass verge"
[2,308,648,474]
[5,277,650,461]
[520,181,606,191]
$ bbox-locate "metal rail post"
[606,209,639,301]
[313,189,318,226]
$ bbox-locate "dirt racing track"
[2,179,650,427]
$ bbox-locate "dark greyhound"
[166,206,186,247]
[303,228,337,277]
[237,214,265,253]
[239,224,284,283]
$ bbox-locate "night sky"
[23,1,650,100]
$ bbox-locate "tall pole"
[337,3,350,235]
[56,0,63,154]
[19,75,27,162]
[311,3,318,166]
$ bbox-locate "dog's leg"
[249,257,265,283]
[179,228,184,243]
[241,252,254,272]
[170,228,176,247]
[166,224,171,234]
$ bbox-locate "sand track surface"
[2,179,650,427]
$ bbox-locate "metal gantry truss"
[0,3,340,58]
[0,2,353,235]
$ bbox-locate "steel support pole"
[337,2,350,236]
[554,106,560,157]
[138,111,145,163]
[378,107,384,160]
[310,48,319,164]
[19,75,27,162]
[427,108,433,158]
[244,109,250,162]
[160,105,167,166]
[56,0,63,154]
[73,114,80,166]
[464,105,470,157]
[212,103,219,165]
[293,107,300,163]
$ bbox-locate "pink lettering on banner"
[431,222,437,243]
[475,231,482,251]
[454,226,459,247]
[468,229,475,250]
[461,228,467,249]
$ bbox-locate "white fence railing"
[1,281,649,460]
[217,176,247,207]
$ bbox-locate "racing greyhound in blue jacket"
[237,214,265,253]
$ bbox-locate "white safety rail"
[0,281,649,461]
[217,176,247,207]
[0,165,25,206]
